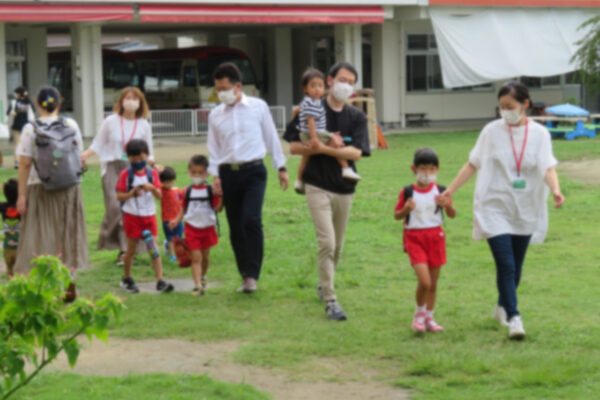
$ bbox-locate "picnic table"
[530,116,595,140]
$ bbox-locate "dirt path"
[558,159,600,185]
[49,338,409,400]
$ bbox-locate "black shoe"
[156,279,174,293]
[120,277,139,294]
[325,300,347,321]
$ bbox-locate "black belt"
[221,159,263,171]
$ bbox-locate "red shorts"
[123,213,158,240]
[185,224,218,250]
[403,227,446,268]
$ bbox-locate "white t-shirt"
[16,117,84,186]
[118,168,161,217]
[90,113,154,176]
[468,118,558,243]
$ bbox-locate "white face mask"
[123,99,140,112]
[416,172,437,185]
[500,108,523,126]
[190,176,206,186]
[218,89,238,105]
[331,81,355,102]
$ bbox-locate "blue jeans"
[162,221,183,243]
[487,234,532,319]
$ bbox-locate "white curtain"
[429,7,598,88]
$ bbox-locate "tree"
[0,256,123,400]
[572,15,600,93]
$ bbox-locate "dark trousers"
[487,234,532,320]
[220,163,267,280]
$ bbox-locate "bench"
[405,113,429,127]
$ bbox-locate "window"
[406,34,442,92]
[103,60,138,89]
[183,65,197,87]
[139,62,159,92]
[159,61,181,89]
[521,75,562,89]
[197,56,258,87]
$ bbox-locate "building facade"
[0,0,596,137]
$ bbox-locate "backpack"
[126,166,154,192]
[32,118,82,191]
[183,184,219,235]
[403,184,446,226]
[173,237,191,268]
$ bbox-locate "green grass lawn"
[2,130,600,399]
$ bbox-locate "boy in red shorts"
[394,148,456,333]
[170,155,222,296]
[116,139,174,294]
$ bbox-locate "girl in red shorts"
[394,148,456,333]
[170,155,222,296]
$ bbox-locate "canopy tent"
[429,7,598,88]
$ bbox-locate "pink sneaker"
[412,312,426,332]
[425,317,444,332]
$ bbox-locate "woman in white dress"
[439,81,565,340]
[81,87,154,265]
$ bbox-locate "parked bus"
[48,49,139,111]
[127,46,260,109]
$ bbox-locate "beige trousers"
[305,184,354,302]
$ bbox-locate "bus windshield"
[198,56,257,86]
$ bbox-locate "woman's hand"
[552,191,565,208]
[17,195,27,216]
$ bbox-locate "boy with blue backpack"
[116,139,174,294]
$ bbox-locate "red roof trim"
[429,0,600,7]
[139,5,385,24]
[0,5,134,22]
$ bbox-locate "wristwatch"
[278,166,287,172]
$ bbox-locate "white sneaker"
[294,179,305,195]
[493,305,509,327]
[342,168,361,181]
[508,315,526,340]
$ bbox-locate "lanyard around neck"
[120,116,138,150]
[507,119,529,177]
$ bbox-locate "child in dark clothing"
[0,179,21,278]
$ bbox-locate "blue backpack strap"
[126,166,135,192]
[146,166,154,184]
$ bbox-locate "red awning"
[139,5,385,24]
[0,4,134,22]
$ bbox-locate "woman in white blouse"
[15,86,87,288]
[439,81,564,340]
[81,87,154,265]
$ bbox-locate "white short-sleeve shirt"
[90,113,154,176]
[468,118,558,243]
[16,116,84,186]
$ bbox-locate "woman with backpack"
[80,86,154,266]
[14,85,88,278]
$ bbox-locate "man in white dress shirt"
[207,63,289,293]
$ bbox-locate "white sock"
[342,167,353,173]
[416,305,426,314]
[426,309,434,319]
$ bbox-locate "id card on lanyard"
[120,116,138,160]
[508,120,528,189]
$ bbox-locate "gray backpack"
[32,118,83,191]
